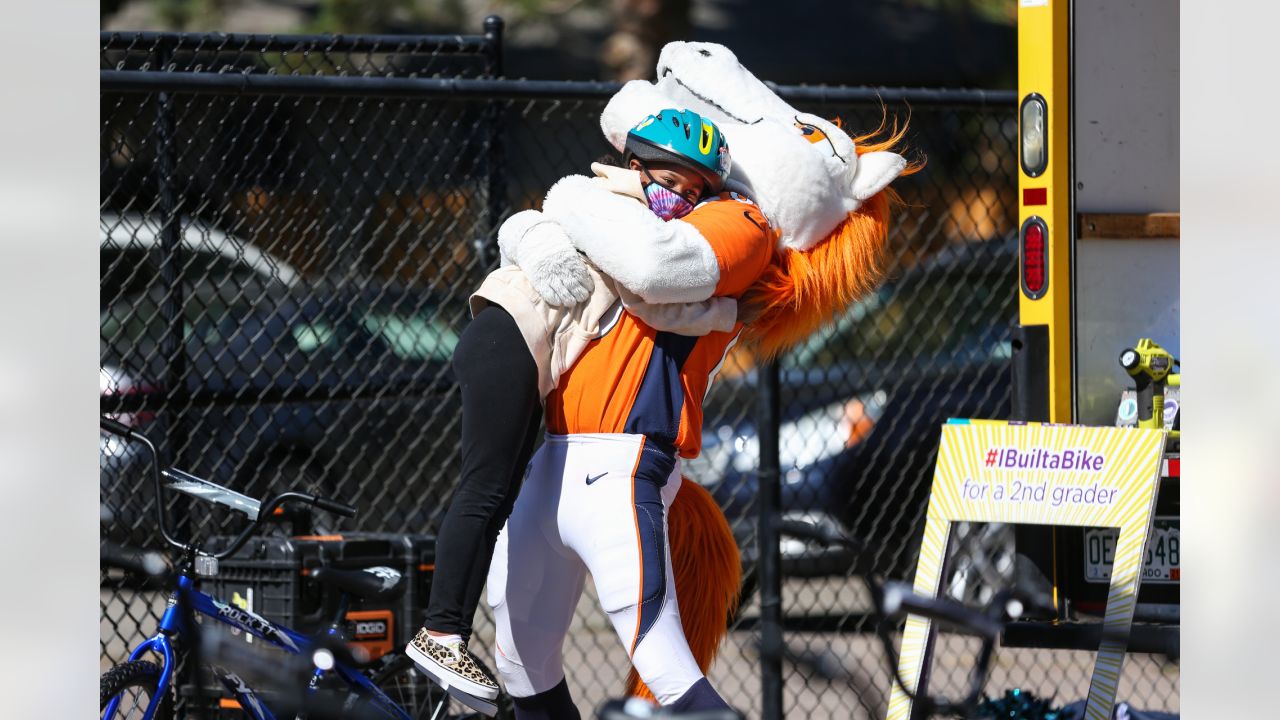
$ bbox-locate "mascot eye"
[698,49,712,57]
[795,122,828,145]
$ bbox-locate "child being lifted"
[405,108,767,715]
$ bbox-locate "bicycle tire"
[100,660,169,718]
[368,650,513,720]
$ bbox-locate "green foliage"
[905,0,1016,26]
[101,0,130,20]
[153,0,194,29]
[308,0,427,34]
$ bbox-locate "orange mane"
[741,116,921,360]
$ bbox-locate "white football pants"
[486,433,706,705]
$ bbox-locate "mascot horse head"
[601,42,917,358]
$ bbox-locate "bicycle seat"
[311,566,405,601]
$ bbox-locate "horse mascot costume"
[504,40,915,703]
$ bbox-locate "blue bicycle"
[98,417,505,719]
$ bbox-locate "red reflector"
[1023,187,1047,206]
[1020,217,1048,299]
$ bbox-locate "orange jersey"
[545,192,774,458]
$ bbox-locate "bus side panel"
[1073,0,1179,213]
[1072,0,1180,424]
[1074,238,1179,426]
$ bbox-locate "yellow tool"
[1119,339,1180,442]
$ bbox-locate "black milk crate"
[182,532,438,718]
[201,532,437,657]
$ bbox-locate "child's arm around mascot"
[498,169,768,310]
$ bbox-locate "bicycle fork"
[102,634,177,720]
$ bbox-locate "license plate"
[1083,517,1179,584]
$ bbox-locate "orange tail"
[626,477,741,700]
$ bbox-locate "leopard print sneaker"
[406,628,500,701]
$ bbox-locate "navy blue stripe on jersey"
[623,331,698,447]
[629,447,671,655]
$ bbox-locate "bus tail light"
[1021,216,1048,299]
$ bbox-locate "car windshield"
[782,242,1017,369]
[360,312,459,361]
[285,311,459,362]
[100,217,298,304]
[101,283,456,385]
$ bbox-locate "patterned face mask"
[640,168,697,220]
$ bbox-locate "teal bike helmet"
[624,108,731,194]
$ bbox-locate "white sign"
[886,420,1166,720]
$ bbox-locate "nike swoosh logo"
[585,472,608,485]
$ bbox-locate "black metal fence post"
[756,360,783,720]
[482,15,506,270]
[152,36,197,713]
[154,38,184,464]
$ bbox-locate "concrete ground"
[102,575,1180,718]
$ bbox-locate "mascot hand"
[590,162,646,201]
[735,286,770,325]
[495,209,543,267]
[498,209,594,306]
[521,224,595,307]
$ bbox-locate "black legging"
[423,304,542,639]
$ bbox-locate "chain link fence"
[99,21,1177,719]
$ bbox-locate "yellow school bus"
[1010,0,1179,628]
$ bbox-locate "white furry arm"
[623,292,738,336]
[495,208,594,306]
[496,209,544,267]
[541,175,721,304]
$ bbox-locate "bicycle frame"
[100,419,390,719]
[102,573,411,720]
[774,519,1012,718]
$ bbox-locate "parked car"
[100,363,158,528]
[100,214,463,545]
[101,212,302,295]
[101,212,302,538]
[688,238,1017,583]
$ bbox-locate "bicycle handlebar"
[876,581,1004,639]
[210,491,358,559]
[774,519,1013,717]
[775,518,863,552]
[869,584,1003,717]
[100,415,134,441]
[307,494,358,518]
[774,519,1006,636]
[100,418,360,558]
